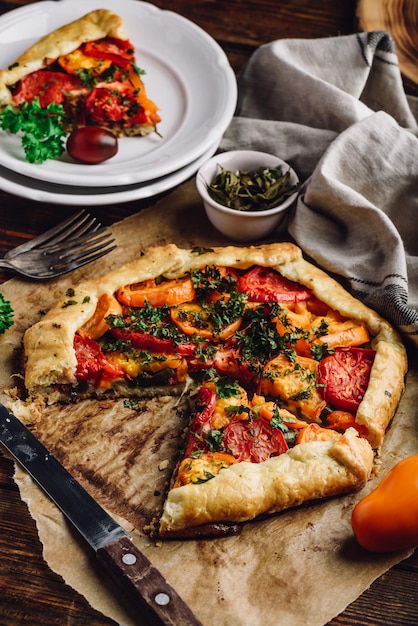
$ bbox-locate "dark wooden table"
[0,1,417,625]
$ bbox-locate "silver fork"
[5,210,102,259]
[1,210,116,280]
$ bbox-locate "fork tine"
[54,238,116,266]
[48,241,117,275]
[5,210,101,259]
[43,227,113,255]
[37,213,102,249]
[0,229,116,279]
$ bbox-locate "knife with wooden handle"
[0,403,203,626]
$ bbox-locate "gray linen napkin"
[220,31,418,350]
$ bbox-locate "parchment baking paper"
[1,182,417,626]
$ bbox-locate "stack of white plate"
[0,0,237,205]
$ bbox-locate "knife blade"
[0,403,203,626]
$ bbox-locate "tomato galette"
[0,9,160,136]
[22,242,407,537]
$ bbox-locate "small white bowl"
[196,150,299,242]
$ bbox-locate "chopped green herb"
[310,343,328,360]
[193,471,216,484]
[269,405,289,433]
[236,303,288,362]
[75,68,96,88]
[201,290,246,333]
[0,293,13,334]
[312,319,329,338]
[191,246,215,256]
[289,387,315,401]
[224,404,251,417]
[205,428,224,451]
[215,377,242,399]
[0,97,67,164]
[123,398,140,409]
[133,64,146,76]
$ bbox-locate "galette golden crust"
[158,427,374,536]
[23,241,407,447]
[22,241,407,537]
[278,250,407,449]
[0,10,125,106]
[24,244,187,397]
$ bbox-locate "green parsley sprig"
[0,293,13,334]
[0,97,67,164]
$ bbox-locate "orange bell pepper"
[351,455,418,552]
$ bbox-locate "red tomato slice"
[184,386,217,456]
[83,38,134,67]
[184,433,207,457]
[85,86,148,126]
[191,386,217,434]
[110,327,197,356]
[74,335,125,384]
[237,266,311,303]
[12,70,84,107]
[317,347,375,413]
[223,418,288,463]
[213,344,257,387]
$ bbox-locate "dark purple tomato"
[66,126,118,164]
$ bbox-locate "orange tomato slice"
[128,66,161,125]
[303,298,332,316]
[170,302,242,340]
[116,277,196,308]
[325,410,369,436]
[296,423,341,445]
[106,351,188,382]
[174,452,237,488]
[259,353,326,422]
[58,48,113,76]
[295,320,370,357]
[78,293,123,341]
[317,322,370,349]
[211,385,249,429]
[275,307,313,336]
[251,394,309,429]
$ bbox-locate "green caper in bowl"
[207,165,299,212]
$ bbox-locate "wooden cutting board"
[357,0,418,84]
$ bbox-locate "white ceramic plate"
[0,0,236,187]
[0,139,219,206]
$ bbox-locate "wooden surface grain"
[0,1,417,625]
